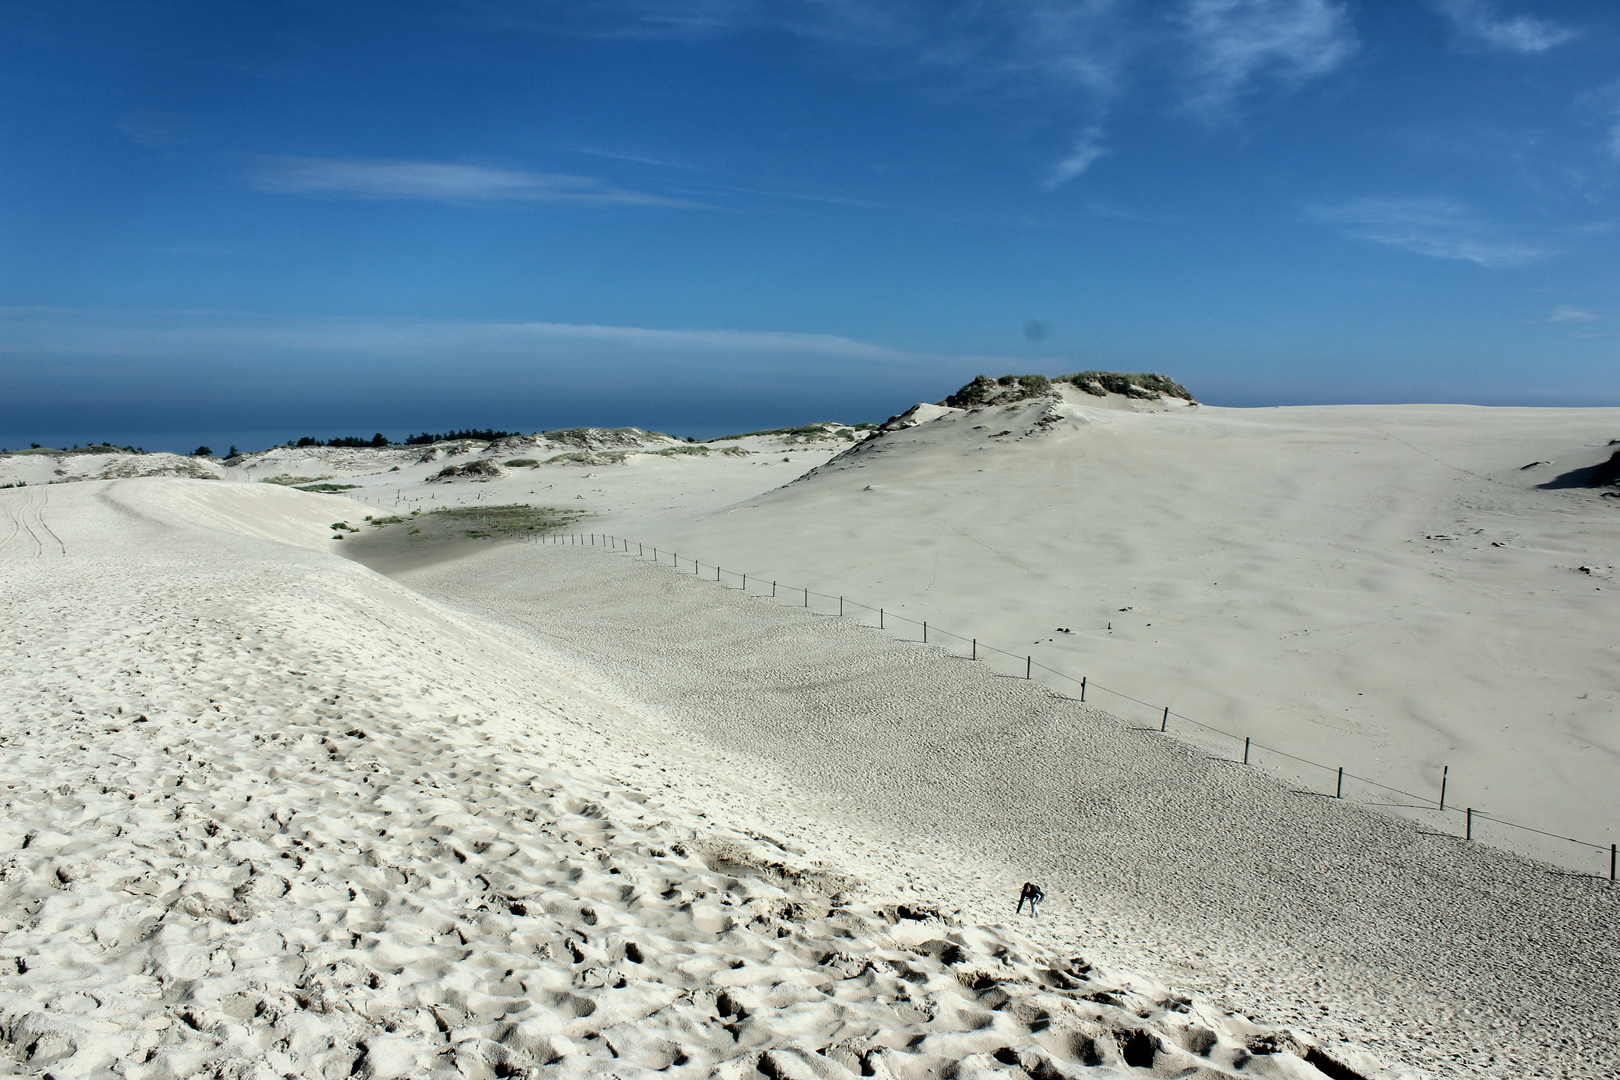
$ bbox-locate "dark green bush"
[1059,371,1196,402]
[942,374,1052,408]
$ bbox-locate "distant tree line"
[287,433,392,448]
[281,429,516,449]
[402,428,515,444]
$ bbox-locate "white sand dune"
[617,393,1620,872]
[0,479,1410,1080]
[158,396,1620,874]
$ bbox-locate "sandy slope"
[0,479,1398,1080]
[614,396,1620,872]
[395,539,1620,1080]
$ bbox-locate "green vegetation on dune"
[943,371,1196,408]
[427,503,586,539]
[943,375,1050,408]
[707,422,859,443]
[1060,371,1196,402]
[296,482,363,493]
[2,444,146,457]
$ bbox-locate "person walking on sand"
[1016,882,1044,917]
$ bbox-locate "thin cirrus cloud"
[1043,128,1109,189]
[0,309,1012,441]
[1306,197,1552,268]
[1176,0,1358,120]
[1574,79,1620,159]
[1430,0,1581,55]
[495,2,1354,157]
[1548,305,1601,322]
[252,158,697,207]
[0,309,974,374]
[1600,82,1620,159]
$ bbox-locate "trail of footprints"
[0,555,1378,1080]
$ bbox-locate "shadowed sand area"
[381,538,1620,1080]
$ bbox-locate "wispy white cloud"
[253,158,696,207]
[1600,83,1620,159]
[1177,0,1358,119]
[474,0,758,42]
[1306,197,1553,267]
[481,1,1358,172]
[1548,305,1601,322]
[0,307,1018,439]
[1430,0,1580,55]
[0,308,979,370]
[1043,128,1109,189]
[1572,79,1620,161]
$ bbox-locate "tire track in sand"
[32,487,67,555]
[1,488,44,558]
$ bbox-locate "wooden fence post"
[1160,706,1168,732]
[1243,737,1250,765]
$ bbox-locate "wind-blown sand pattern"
[0,480,1417,1080]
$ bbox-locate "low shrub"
[943,374,1052,408]
[707,423,851,442]
[1059,371,1196,402]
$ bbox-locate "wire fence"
[528,529,1618,885]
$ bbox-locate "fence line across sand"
[526,529,1618,884]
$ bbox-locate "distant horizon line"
[8,396,1620,460]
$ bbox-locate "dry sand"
[1,478,1411,1080]
[392,538,1620,1080]
[89,396,1615,875]
[610,395,1620,873]
[6,394,1619,1078]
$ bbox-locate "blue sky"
[4,0,1620,449]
